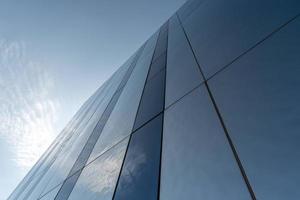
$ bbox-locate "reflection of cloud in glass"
[0,38,60,170]
[68,138,129,200]
[121,145,146,186]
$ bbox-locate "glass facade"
[8,0,300,199]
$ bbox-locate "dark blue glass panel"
[147,52,166,80]
[165,14,203,107]
[153,22,168,60]
[114,114,163,200]
[182,0,300,78]
[161,86,250,199]
[133,70,165,130]
[177,0,205,22]
[208,17,300,199]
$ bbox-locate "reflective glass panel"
[153,22,168,61]
[87,31,158,162]
[177,0,205,22]
[39,185,61,200]
[147,52,166,80]
[37,66,128,197]
[165,14,203,107]
[133,70,165,130]
[161,86,250,200]
[182,0,300,78]
[67,138,129,200]
[114,114,163,200]
[208,18,300,199]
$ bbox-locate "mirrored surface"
[47,46,141,199]
[165,14,203,107]
[182,0,300,78]
[153,22,168,61]
[161,86,250,200]
[208,17,300,199]
[133,70,165,130]
[147,52,166,80]
[114,114,162,200]
[67,138,129,200]
[37,68,128,197]
[87,32,158,163]
[177,0,205,22]
[39,185,62,200]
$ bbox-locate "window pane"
[165,15,203,107]
[114,114,163,200]
[208,17,300,199]
[67,138,129,200]
[177,0,205,22]
[182,0,300,78]
[87,32,159,163]
[161,86,250,200]
[153,22,168,61]
[36,66,129,197]
[147,52,166,80]
[133,70,165,130]
[39,185,61,200]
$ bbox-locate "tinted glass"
[153,22,168,60]
[160,86,250,200]
[117,49,143,90]
[54,171,82,200]
[37,70,127,197]
[182,0,300,78]
[67,138,129,200]
[147,52,166,80]
[67,89,122,174]
[52,46,142,199]
[177,0,205,22]
[165,15,203,107]
[39,185,62,200]
[114,114,162,200]
[32,75,113,198]
[133,70,165,130]
[208,17,300,199]
[142,31,160,56]
[87,32,158,163]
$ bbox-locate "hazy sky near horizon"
[0,0,185,198]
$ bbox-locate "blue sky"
[0,0,185,198]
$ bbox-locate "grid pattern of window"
[8,0,300,199]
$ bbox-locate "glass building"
[8,0,300,199]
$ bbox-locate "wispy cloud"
[0,38,60,170]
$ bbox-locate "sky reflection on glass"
[67,138,129,200]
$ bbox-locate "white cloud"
[0,38,61,170]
